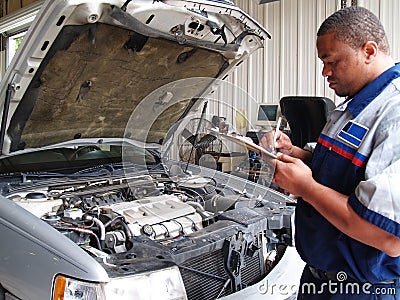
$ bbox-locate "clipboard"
[210,128,277,159]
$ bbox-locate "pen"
[272,116,282,153]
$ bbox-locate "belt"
[308,265,399,285]
[308,265,344,281]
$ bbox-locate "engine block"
[110,194,203,239]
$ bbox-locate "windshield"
[6,23,227,152]
[0,143,160,174]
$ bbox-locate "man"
[260,6,400,299]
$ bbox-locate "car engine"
[6,168,294,299]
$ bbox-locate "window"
[0,1,44,77]
[6,31,27,66]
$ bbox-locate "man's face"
[317,32,367,98]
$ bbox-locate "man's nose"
[322,64,332,77]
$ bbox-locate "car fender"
[0,196,109,300]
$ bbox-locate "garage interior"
[1,0,399,136]
[0,1,399,299]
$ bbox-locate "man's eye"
[321,60,335,67]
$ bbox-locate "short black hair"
[317,6,390,55]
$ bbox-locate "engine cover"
[110,194,203,239]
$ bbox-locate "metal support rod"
[0,83,13,155]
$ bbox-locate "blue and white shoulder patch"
[337,120,369,148]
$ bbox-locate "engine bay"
[4,168,294,298]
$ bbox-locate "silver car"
[0,0,303,299]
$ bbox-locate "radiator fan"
[178,118,223,168]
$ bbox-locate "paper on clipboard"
[210,128,277,159]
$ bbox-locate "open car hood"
[0,0,269,155]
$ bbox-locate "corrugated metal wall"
[212,0,400,134]
[359,0,400,62]
[210,0,340,134]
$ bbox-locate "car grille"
[179,249,264,300]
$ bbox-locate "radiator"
[179,248,264,300]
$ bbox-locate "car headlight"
[52,266,187,300]
[52,275,105,300]
[104,266,187,300]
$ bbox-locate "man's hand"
[274,153,314,197]
[259,130,293,155]
[259,131,312,164]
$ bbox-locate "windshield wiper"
[19,171,109,183]
[73,164,117,176]
[17,166,120,183]
[5,161,163,184]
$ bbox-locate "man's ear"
[363,41,378,63]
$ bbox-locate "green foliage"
[14,36,24,52]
